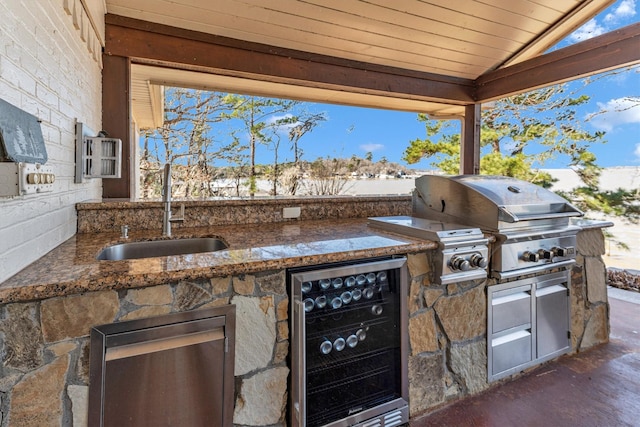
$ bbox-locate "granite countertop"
[0,218,437,304]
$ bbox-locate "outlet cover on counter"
[283,207,301,219]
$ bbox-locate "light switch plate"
[0,162,54,196]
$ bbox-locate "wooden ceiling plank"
[476,22,640,101]
[105,19,476,104]
[243,0,512,61]
[232,0,506,68]
[111,0,511,66]
[105,13,475,84]
[418,0,558,27]
[107,2,491,77]
[304,0,529,49]
[366,0,540,38]
[109,0,521,58]
[107,10,497,78]
[502,0,618,66]
[481,0,569,21]
[526,0,582,13]
[298,0,535,44]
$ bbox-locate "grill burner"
[368,216,489,284]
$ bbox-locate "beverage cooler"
[288,257,409,427]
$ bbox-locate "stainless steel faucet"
[162,163,185,236]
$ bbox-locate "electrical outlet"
[283,207,301,219]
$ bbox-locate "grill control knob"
[470,253,488,269]
[552,247,567,257]
[522,251,540,262]
[450,256,471,271]
[371,304,383,315]
[538,249,553,260]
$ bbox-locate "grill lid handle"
[498,207,583,223]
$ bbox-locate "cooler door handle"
[293,299,306,425]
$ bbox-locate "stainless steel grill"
[413,174,583,279]
[411,174,583,381]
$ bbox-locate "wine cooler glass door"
[289,257,408,427]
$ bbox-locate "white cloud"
[360,143,384,152]
[634,143,640,161]
[569,19,606,42]
[604,0,636,23]
[587,98,640,132]
[562,1,637,47]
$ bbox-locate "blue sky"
[251,0,639,170]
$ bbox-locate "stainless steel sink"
[97,237,228,261]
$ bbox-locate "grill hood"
[413,175,583,232]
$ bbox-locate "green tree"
[141,88,236,198]
[403,85,604,187]
[402,83,639,222]
[285,112,326,195]
[221,95,299,196]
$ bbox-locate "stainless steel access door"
[89,306,236,427]
[488,270,571,382]
[536,273,571,360]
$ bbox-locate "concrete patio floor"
[411,289,640,427]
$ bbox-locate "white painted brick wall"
[0,0,103,283]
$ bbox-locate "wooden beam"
[102,54,132,199]
[461,104,481,175]
[104,15,474,105]
[476,22,640,102]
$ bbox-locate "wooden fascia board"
[501,0,617,67]
[104,14,474,105]
[476,22,640,102]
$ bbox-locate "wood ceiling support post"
[102,54,132,199]
[461,104,481,175]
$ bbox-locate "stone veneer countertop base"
[0,218,437,304]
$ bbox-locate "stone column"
[574,227,610,350]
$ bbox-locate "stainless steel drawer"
[492,329,532,375]
[491,286,532,333]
